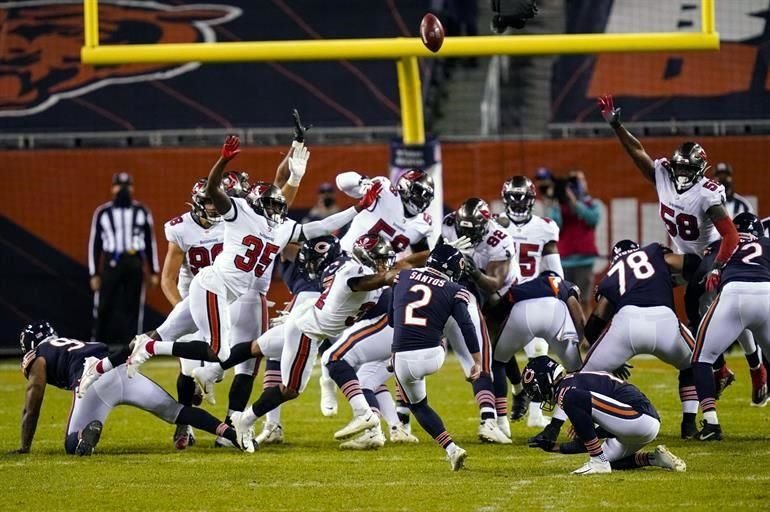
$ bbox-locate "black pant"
[94,254,144,344]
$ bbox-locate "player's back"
[280,258,322,296]
[559,371,659,420]
[23,338,108,390]
[391,267,471,352]
[598,243,674,311]
[722,235,770,286]
[164,212,224,297]
[507,271,577,304]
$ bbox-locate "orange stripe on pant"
[692,293,721,363]
[287,335,312,392]
[591,397,640,418]
[580,320,613,369]
[679,322,696,351]
[330,316,388,362]
[206,291,221,356]
[476,304,491,374]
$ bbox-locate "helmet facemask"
[504,189,534,224]
[669,142,708,193]
[399,171,435,217]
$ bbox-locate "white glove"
[269,309,291,328]
[287,146,310,186]
[448,235,473,251]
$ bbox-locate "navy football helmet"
[297,236,341,280]
[454,198,491,246]
[20,320,57,353]
[427,244,465,282]
[522,356,566,412]
[610,239,641,265]
[669,142,709,193]
[734,212,764,238]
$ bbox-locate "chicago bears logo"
[0,0,240,117]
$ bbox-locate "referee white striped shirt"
[88,200,160,276]
[726,192,753,219]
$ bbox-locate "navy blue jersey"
[390,268,479,354]
[23,339,108,390]
[280,259,322,295]
[597,243,674,311]
[507,271,579,304]
[722,236,770,286]
[360,287,392,321]
[557,372,659,421]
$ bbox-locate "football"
[420,13,445,53]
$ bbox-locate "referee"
[89,172,159,344]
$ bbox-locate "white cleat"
[478,418,512,444]
[497,415,512,438]
[126,334,153,378]
[230,411,256,453]
[191,365,219,405]
[214,436,235,449]
[446,446,468,471]
[390,424,419,443]
[255,422,285,445]
[527,407,551,428]
[334,411,380,440]
[572,456,612,475]
[77,356,102,398]
[340,425,386,450]
[320,375,338,417]
[652,445,686,472]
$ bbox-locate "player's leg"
[94,263,120,344]
[393,347,466,470]
[491,310,523,435]
[255,359,285,445]
[175,345,204,449]
[737,329,769,407]
[64,372,118,455]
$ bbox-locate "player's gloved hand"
[292,108,311,144]
[356,180,383,211]
[269,309,290,328]
[287,145,310,187]
[705,268,721,293]
[612,363,633,381]
[598,95,621,128]
[448,235,473,252]
[463,255,482,280]
[221,135,241,161]
[528,433,556,452]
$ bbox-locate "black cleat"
[528,421,561,446]
[559,439,588,454]
[76,420,103,456]
[681,419,698,440]
[696,420,723,441]
[510,391,530,421]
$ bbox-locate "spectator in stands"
[532,167,562,224]
[714,162,753,218]
[302,182,341,223]
[89,172,159,344]
[555,170,600,314]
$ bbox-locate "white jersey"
[164,212,225,298]
[441,213,518,293]
[295,258,382,339]
[497,214,559,283]
[207,197,298,300]
[654,159,725,255]
[340,177,432,255]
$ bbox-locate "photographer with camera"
[554,170,600,315]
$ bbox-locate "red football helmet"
[247,182,288,227]
[222,170,251,198]
[190,178,221,223]
[352,234,396,272]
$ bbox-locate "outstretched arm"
[598,95,655,183]
[704,204,740,292]
[206,135,241,215]
[348,269,397,292]
[17,357,47,453]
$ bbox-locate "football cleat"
[334,411,380,440]
[319,374,339,417]
[214,436,235,449]
[390,424,419,443]
[255,422,285,445]
[696,420,723,441]
[510,390,530,421]
[651,445,686,472]
[680,418,698,440]
[527,405,551,428]
[191,365,220,405]
[173,424,195,450]
[750,365,769,407]
[478,418,512,444]
[497,415,512,438]
[126,334,153,378]
[572,456,611,475]
[230,411,256,453]
[713,366,735,399]
[77,356,102,399]
[528,421,562,447]
[75,420,103,456]
[446,446,468,471]
[339,425,386,450]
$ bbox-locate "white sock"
[349,394,371,417]
[703,410,719,425]
[682,400,699,414]
[265,404,282,425]
[592,453,609,463]
[153,341,174,356]
[445,442,457,455]
[529,402,543,416]
[241,408,258,427]
[376,391,399,428]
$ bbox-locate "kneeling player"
[391,245,482,471]
[523,356,686,475]
[16,321,242,455]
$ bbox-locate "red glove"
[221,135,241,161]
[597,94,621,127]
[705,268,721,293]
[356,180,383,211]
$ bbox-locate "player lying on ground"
[16,321,244,455]
[523,356,686,475]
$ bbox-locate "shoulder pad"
[495,215,511,228]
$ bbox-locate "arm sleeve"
[558,387,598,446]
[296,207,357,242]
[88,207,103,276]
[572,200,600,227]
[451,295,480,354]
[336,171,365,198]
[714,215,739,268]
[143,207,160,274]
[541,253,564,277]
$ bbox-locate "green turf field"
[1,354,768,511]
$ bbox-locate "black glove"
[613,363,633,381]
[292,108,311,143]
[463,255,481,280]
[528,434,556,452]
